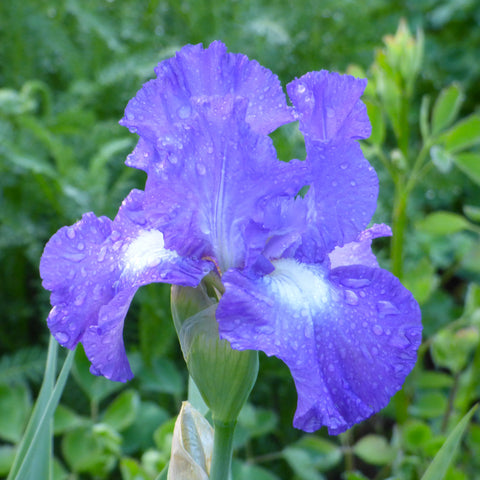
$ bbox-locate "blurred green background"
[1,1,480,479]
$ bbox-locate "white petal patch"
[123,230,178,275]
[267,258,337,316]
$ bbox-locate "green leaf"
[54,404,88,435]
[232,460,280,480]
[0,446,16,476]
[283,435,342,479]
[402,257,439,305]
[416,211,471,236]
[430,145,454,173]
[353,434,395,466]
[120,457,151,480]
[8,340,75,480]
[421,404,478,480]
[402,420,433,452]
[0,383,31,443]
[140,356,185,395]
[365,100,385,145]
[431,327,480,373]
[122,401,169,455]
[453,152,480,186]
[72,344,124,403]
[62,424,121,476]
[432,84,464,135]
[409,392,448,419]
[102,389,140,432]
[441,115,480,153]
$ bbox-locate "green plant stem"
[209,419,236,480]
[391,186,408,279]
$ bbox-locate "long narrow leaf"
[7,339,76,480]
[421,404,478,480]
[7,337,57,480]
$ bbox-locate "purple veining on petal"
[120,41,294,167]
[287,71,371,142]
[217,260,421,435]
[142,96,307,272]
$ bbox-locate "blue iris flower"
[40,42,421,434]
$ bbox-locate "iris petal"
[217,259,421,434]
[120,41,294,168]
[142,97,307,271]
[40,190,211,381]
[287,71,371,142]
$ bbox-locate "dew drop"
[62,252,86,262]
[196,163,206,175]
[56,332,69,344]
[377,300,400,316]
[111,231,121,242]
[340,163,348,170]
[328,363,335,372]
[296,83,306,94]
[304,322,314,339]
[98,246,107,262]
[344,290,359,306]
[350,180,356,187]
[326,107,335,118]
[373,324,383,336]
[340,277,371,288]
[177,105,191,119]
[66,227,75,239]
[74,293,85,306]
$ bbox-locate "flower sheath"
[40,41,421,434]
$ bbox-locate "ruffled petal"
[120,41,294,168]
[217,259,421,434]
[287,71,371,142]
[293,141,379,260]
[142,96,307,272]
[329,224,392,269]
[40,190,211,381]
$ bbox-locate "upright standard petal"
[287,71,371,142]
[217,259,421,434]
[40,190,211,381]
[141,96,307,272]
[120,41,294,171]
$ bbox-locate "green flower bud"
[171,278,259,424]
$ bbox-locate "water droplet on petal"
[340,163,348,170]
[111,231,121,242]
[56,332,69,344]
[66,228,75,239]
[177,105,191,119]
[196,163,206,175]
[296,83,306,94]
[304,322,314,339]
[340,277,371,288]
[326,107,335,118]
[77,242,85,251]
[74,292,85,306]
[61,252,86,262]
[328,363,335,372]
[373,324,383,336]
[344,290,359,306]
[377,300,400,316]
[98,246,107,262]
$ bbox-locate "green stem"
[391,186,408,279]
[209,420,236,480]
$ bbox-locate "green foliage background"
[1,0,480,479]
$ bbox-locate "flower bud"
[168,401,213,480]
[171,280,259,424]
